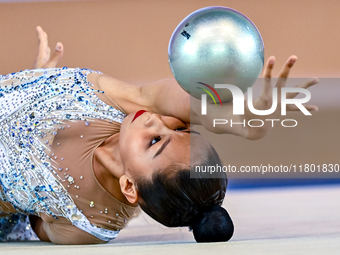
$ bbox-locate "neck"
[94,133,124,178]
[93,133,130,204]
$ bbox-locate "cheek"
[124,153,151,177]
[119,116,131,137]
[119,133,145,167]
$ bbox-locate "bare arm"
[93,75,201,125]
[140,56,319,139]
[140,78,199,124]
[32,27,318,140]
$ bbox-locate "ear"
[119,175,139,204]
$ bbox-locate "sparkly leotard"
[0,68,140,243]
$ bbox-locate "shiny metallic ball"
[168,6,264,102]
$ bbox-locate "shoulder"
[43,220,108,245]
[31,214,107,244]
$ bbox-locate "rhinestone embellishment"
[0,67,126,242]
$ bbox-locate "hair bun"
[190,205,234,243]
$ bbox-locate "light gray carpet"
[1,186,340,255]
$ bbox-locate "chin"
[121,113,133,127]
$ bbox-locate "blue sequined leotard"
[0,67,134,242]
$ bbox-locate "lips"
[132,110,147,122]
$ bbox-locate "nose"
[144,113,163,128]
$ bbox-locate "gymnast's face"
[118,111,209,179]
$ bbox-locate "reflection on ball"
[168,6,264,102]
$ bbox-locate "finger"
[278,55,297,79]
[286,78,319,99]
[280,55,297,77]
[263,56,275,79]
[287,104,319,112]
[260,56,275,100]
[275,56,298,102]
[43,42,64,68]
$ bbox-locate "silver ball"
[168,6,264,102]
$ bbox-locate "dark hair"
[135,145,234,242]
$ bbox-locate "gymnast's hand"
[32,26,64,69]
[237,55,319,140]
[189,55,319,139]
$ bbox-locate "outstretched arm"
[141,55,319,139]
[31,27,318,140]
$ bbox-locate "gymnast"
[0,26,318,244]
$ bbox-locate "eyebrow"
[153,138,171,159]
[182,129,201,135]
[152,129,200,159]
